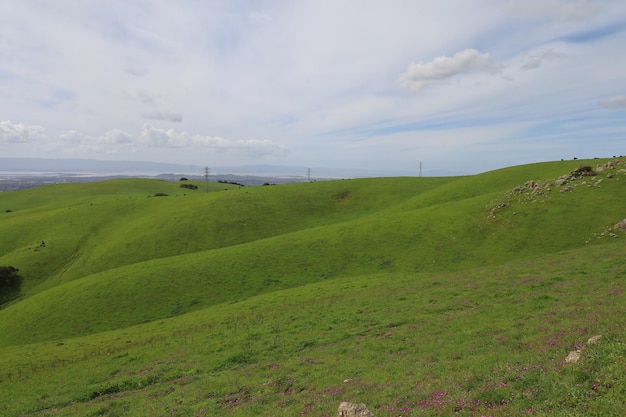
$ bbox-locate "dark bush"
[153,192,169,197]
[0,266,20,287]
[0,266,22,303]
[180,183,198,190]
[218,180,246,187]
[572,166,596,177]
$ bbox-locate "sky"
[1,0,626,176]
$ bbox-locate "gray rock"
[565,350,581,363]
[338,402,375,417]
[614,219,626,231]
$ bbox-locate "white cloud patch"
[59,129,83,145]
[59,129,132,154]
[0,120,47,144]
[520,49,565,70]
[399,49,497,92]
[141,111,183,122]
[598,95,626,109]
[98,129,133,144]
[139,124,285,155]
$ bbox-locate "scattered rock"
[554,178,568,186]
[565,350,581,364]
[488,160,625,220]
[614,219,626,231]
[565,335,602,364]
[338,402,375,417]
[596,161,615,172]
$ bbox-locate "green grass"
[0,243,624,416]
[0,158,625,416]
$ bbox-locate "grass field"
[1,158,625,416]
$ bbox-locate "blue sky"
[1,0,625,175]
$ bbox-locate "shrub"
[180,184,198,190]
[573,166,596,177]
[0,266,22,304]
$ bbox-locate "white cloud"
[139,124,285,155]
[598,95,626,109]
[58,129,132,155]
[59,129,83,145]
[98,129,133,145]
[139,124,190,147]
[141,111,183,122]
[520,49,565,70]
[399,49,497,92]
[0,121,47,144]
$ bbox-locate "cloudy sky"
[1,0,625,175]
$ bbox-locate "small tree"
[0,266,22,304]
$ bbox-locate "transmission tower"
[204,166,210,193]
[419,161,423,177]
[307,167,311,182]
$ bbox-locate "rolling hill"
[0,158,625,416]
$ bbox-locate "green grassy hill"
[0,159,625,416]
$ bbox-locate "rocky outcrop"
[489,159,626,220]
[338,402,375,417]
[614,219,626,232]
[564,335,602,364]
[565,350,581,364]
[595,159,623,172]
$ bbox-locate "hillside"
[0,158,625,416]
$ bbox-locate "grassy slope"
[0,242,624,416]
[0,176,453,290]
[0,158,625,415]
[1,159,625,347]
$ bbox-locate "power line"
[204,166,210,193]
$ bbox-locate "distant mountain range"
[0,157,464,178]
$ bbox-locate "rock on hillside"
[614,219,626,232]
[488,158,626,219]
[338,402,375,417]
